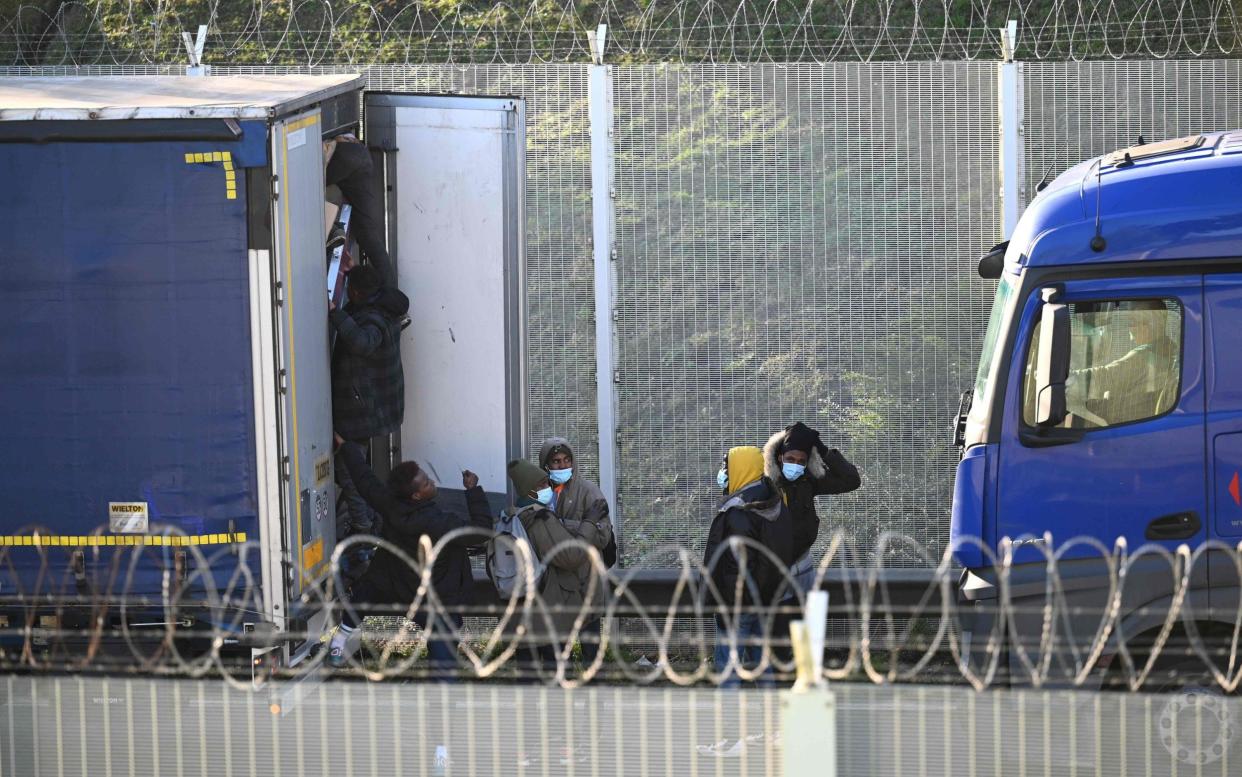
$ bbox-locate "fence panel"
[1023,60,1242,209]
[610,63,1003,562]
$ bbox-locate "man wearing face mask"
[507,458,613,675]
[327,439,493,670]
[762,421,860,661]
[704,446,796,685]
[537,437,617,663]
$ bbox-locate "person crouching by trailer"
[507,459,612,678]
[762,422,860,663]
[704,446,795,686]
[327,439,493,674]
[328,264,409,447]
[537,437,617,663]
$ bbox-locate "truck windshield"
[972,276,1015,401]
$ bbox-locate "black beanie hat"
[779,422,819,455]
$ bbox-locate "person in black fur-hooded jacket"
[763,422,860,661]
[762,422,861,561]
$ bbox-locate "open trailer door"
[364,94,527,508]
[268,107,338,662]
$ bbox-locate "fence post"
[588,25,621,539]
[783,592,836,777]
[998,20,1024,238]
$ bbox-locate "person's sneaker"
[326,226,347,252]
[326,643,348,668]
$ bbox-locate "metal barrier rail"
[1,527,1241,693]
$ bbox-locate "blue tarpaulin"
[0,136,260,600]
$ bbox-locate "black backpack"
[602,532,618,569]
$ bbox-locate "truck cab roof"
[0,74,362,121]
[1009,130,1242,272]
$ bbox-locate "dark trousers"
[342,574,464,681]
[327,142,393,287]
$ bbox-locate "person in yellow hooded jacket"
[703,446,795,684]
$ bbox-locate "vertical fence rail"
[589,60,621,544]
[999,61,1025,238]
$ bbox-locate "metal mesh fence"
[610,63,1002,562]
[1023,59,1242,208]
[4,675,1240,776]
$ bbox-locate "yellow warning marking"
[303,537,324,574]
[183,150,241,202]
[285,115,319,132]
[0,533,248,547]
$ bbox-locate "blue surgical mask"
[717,469,728,490]
[548,468,572,485]
[535,486,554,506]
[782,462,807,481]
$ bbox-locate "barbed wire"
[2,524,1242,694]
[0,1,1238,67]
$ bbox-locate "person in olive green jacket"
[507,458,613,672]
[538,436,617,661]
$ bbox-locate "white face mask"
[782,462,806,481]
[717,469,729,490]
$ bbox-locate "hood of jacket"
[763,429,827,483]
[374,286,410,318]
[538,436,574,470]
[717,477,784,522]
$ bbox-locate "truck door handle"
[1144,511,1201,541]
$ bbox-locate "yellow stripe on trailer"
[0,533,248,547]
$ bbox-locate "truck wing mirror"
[977,241,1008,279]
[1034,287,1070,427]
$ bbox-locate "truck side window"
[1021,298,1182,430]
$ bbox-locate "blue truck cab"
[951,131,1242,683]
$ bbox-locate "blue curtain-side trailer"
[0,75,364,666]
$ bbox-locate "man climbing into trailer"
[327,438,493,671]
[761,421,860,662]
[324,133,394,287]
[328,264,409,446]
